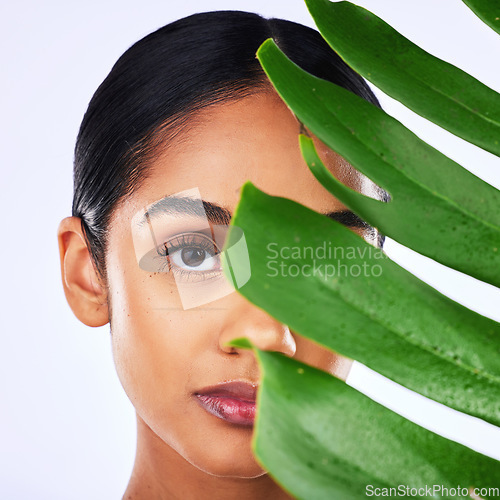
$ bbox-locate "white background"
[1,0,499,498]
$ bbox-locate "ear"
[57,217,109,327]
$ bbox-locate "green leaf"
[256,39,500,288]
[225,337,253,349]
[227,183,500,426]
[250,346,500,499]
[462,0,500,36]
[302,0,500,157]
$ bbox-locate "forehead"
[115,91,363,224]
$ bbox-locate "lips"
[194,381,258,426]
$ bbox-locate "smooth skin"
[58,90,376,499]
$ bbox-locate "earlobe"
[57,217,109,327]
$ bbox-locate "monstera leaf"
[462,0,500,36]
[230,337,500,499]
[303,0,500,158]
[225,0,500,498]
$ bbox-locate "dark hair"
[73,10,382,279]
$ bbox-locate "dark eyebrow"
[138,196,366,229]
[137,196,231,226]
[323,210,369,229]
[202,201,232,225]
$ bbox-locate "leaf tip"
[256,38,277,62]
[299,133,314,149]
[224,337,254,350]
[240,180,257,197]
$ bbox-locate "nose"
[219,298,296,357]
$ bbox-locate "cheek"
[106,261,207,428]
[106,269,266,477]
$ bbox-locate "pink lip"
[194,381,258,426]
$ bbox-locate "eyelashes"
[157,232,223,282]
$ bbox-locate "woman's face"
[104,91,369,479]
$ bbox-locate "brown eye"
[181,247,206,267]
[164,232,221,275]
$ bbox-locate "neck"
[123,415,294,500]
